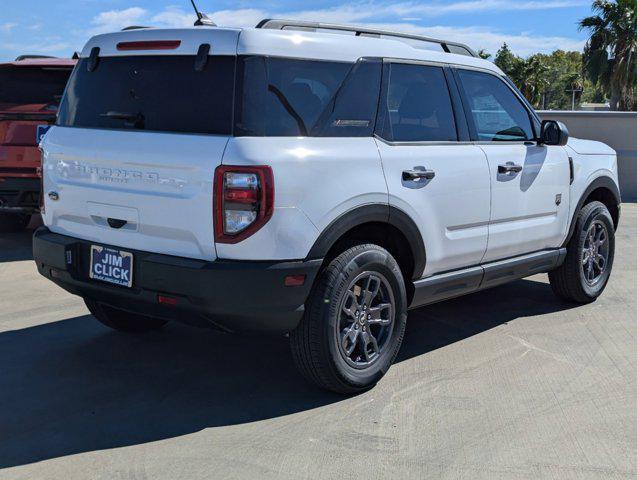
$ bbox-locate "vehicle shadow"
[0,277,576,469]
[0,215,40,263]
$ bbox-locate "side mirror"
[540,120,569,146]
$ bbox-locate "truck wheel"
[290,244,407,394]
[0,213,31,233]
[85,299,168,333]
[549,201,615,303]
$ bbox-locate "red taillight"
[214,165,274,244]
[116,40,181,51]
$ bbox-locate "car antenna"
[190,0,216,26]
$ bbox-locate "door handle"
[498,162,523,175]
[402,168,436,182]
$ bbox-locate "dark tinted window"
[235,57,370,137]
[58,55,234,135]
[379,63,457,142]
[0,66,72,105]
[456,69,533,141]
[311,58,382,137]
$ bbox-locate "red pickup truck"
[0,56,75,231]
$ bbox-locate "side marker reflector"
[284,275,306,287]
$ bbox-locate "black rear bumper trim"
[33,227,322,334]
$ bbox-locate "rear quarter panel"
[219,137,388,260]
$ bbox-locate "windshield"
[58,55,235,135]
[0,66,72,105]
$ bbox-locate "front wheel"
[290,244,407,394]
[85,299,168,333]
[549,201,615,303]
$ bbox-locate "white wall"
[538,111,637,201]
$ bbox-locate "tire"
[549,201,615,303]
[85,299,168,333]
[290,244,408,394]
[0,213,31,233]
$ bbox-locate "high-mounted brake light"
[214,166,274,244]
[116,40,181,51]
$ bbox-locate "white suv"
[34,20,621,393]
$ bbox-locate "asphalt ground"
[1,208,635,479]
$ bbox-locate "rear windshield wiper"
[100,111,145,129]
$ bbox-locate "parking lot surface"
[1,209,635,480]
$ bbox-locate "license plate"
[89,245,133,288]
[36,124,51,144]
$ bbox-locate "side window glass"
[379,63,457,142]
[313,59,382,137]
[235,57,352,137]
[457,69,534,141]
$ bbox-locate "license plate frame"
[89,245,134,288]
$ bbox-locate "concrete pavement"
[0,208,635,479]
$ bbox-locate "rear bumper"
[0,177,39,214]
[33,228,322,334]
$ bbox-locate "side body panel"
[376,141,491,276]
[218,137,387,261]
[565,139,620,240]
[480,143,571,262]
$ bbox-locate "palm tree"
[563,71,584,109]
[518,56,550,108]
[580,0,637,110]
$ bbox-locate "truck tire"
[549,201,615,303]
[85,299,168,333]
[290,244,407,394]
[0,213,31,233]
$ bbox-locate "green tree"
[580,0,637,111]
[494,43,520,77]
[477,49,492,60]
[522,55,550,107]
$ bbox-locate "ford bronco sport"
[33,21,620,393]
[0,56,75,231]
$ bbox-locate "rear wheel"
[0,213,31,233]
[290,244,407,394]
[85,299,168,333]
[549,201,615,303]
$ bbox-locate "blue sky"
[0,0,595,61]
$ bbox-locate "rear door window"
[57,55,235,135]
[377,63,458,142]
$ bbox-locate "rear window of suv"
[58,55,235,135]
[0,65,72,105]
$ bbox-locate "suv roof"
[80,24,501,75]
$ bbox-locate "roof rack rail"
[14,55,56,61]
[256,19,478,58]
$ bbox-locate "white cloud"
[1,22,18,34]
[367,23,586,56]
[89,7,148,35]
